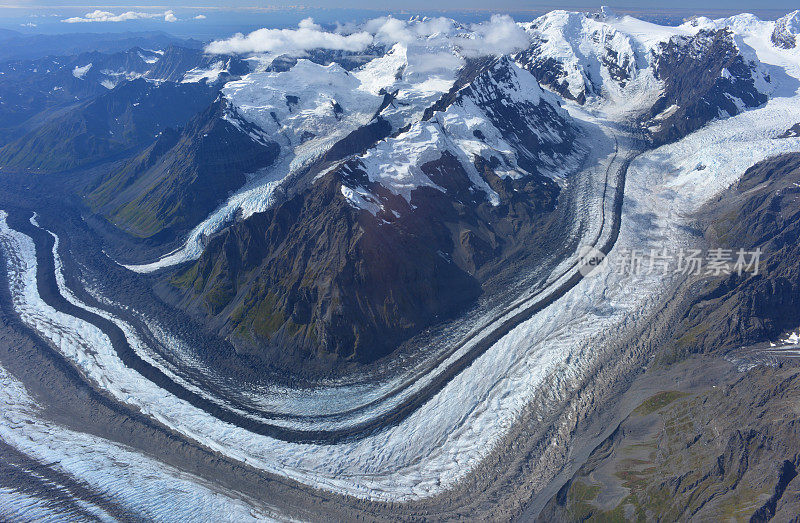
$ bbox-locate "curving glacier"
[2,7,800,514]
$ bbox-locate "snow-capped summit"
[350,55,577,210]
[715,13,768,35]
[222,60,383,153]
[642,27,771,143]
[352,40,461,129]
[684,11,799,52]
[161,44,583,360]
[516,11,641,104]
[113,9,793,279]
[210,25,580,222]
[598,6,617,19]
[515,8,775,133]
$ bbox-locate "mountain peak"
[773,10,800,49]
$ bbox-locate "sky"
[0,1,797,39]
[2,0,800,8]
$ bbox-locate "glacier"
[2,7,800,510]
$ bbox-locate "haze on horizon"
[1,1,797,45]
[2,0,799,14]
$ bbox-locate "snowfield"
[182,60,229,83]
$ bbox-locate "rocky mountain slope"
[0,79,218,173]
[642,28,769,144]
[772,10,800,49]
[0,44,247,147]
[516,11,771,145]
[539,363,800,521]
[668,153,800,361]
[170,54,574,362]
[540,152,800,520]
[87,100,280,239]
[516,10,639,104]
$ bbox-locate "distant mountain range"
[0,30,202,62]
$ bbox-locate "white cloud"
[366,16,455,45]
[206,17,373,55]
[194,14,207,20]
[205,15,531,58]
[365,17,411,43]
[458,15,531,57]
[61,9,176,24]
[366,15,528,56]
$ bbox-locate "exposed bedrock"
[170,155,562,363]
[669,153,800,361]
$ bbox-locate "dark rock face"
[516,50,585,103]
[322,117,392,163]
[0,46,579,366]
[643,29,768,145]
[600,46,634,86]
[771,11,799,49]
[172,149,561,362]
[459,57,576,175]
[672,153,800,356]
[778,122,800,138]
[88,100,279,239]
[0,79,217,173]
[539,364,800,521]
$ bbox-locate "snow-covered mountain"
[2,9,796,362]
[117,10,786,266]
[516,10,641,104]
[166,32,584,360]
[643,27,770,143]
[515,10,773,126]
[78,10,795,360]
[772,10,800,49]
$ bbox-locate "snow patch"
[182,60,228,83]
[71,63,92,79]
[341,185,384,215]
